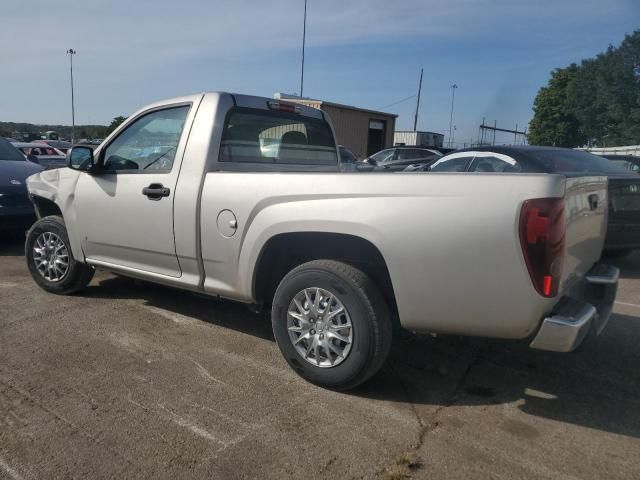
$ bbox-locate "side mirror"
[68,146,96,172]
[26,154,39,164]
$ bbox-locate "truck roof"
[136,92,326,121]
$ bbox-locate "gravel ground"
[1,234,639,479]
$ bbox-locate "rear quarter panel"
[200,172,571,339]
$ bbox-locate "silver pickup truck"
[25,92,618,390]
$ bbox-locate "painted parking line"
[615,301,640,309]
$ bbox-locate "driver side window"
[102,105,190,172]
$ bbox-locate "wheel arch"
[28,195,85,265]
[252,231,398,320]
[31,195,63,219]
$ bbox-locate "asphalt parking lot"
[1,234,640,480]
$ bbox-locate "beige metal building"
[274,93,397,158]
[394,130,444,148]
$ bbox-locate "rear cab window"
[219,107,337,169]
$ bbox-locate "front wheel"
[25,215,94,294]
[272,260,392,390]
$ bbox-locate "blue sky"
[1,0,638,145]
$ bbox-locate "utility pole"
[300,0,307,97]
[493,119,497,145]
[479,120,528,145]
[413,68,423,132]
[66,49,76,143]
[448,84,458,147]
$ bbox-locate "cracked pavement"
[1,234,640,479]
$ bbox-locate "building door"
[367,119,386,156]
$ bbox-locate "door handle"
[142,183,170,200]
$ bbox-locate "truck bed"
[194,171,607,339]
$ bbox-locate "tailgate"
[560,176,608,294]
[608,177,640,224]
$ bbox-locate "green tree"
[529,65,585,147]
[571,31,640,146]
[107,116,127,134]
[530,30,640,147]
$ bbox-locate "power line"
[377,94,416,111]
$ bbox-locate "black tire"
[25,215,94,294]
[272,260,392,390]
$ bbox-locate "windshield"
[0,139,25,161]
[529,149,630,174]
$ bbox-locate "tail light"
[519,198,565,297]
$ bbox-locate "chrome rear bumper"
[530,264,619,352]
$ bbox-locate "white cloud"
[0,0,635,124]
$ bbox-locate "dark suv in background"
[0,138,43,232]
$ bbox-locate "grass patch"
[381,452,423,480]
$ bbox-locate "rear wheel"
[25,215,94,294]
[272,260,392,390]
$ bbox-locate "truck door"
[74,104,194,277]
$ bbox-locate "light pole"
[300,0,307,97]
[66,49,77,143]
[448,84,458,147]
